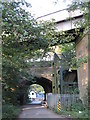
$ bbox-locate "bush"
[55,98,89,119]
[72,99,84,111]
[2,103,21,119]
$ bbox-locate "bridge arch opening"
[29,84,45,93]
[26,77,52,93]
[28,84,45,102]
[19,77,52,105]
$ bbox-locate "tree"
[2,1,58,105]
[29,84,44,94]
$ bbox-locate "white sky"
[25,0,72,18]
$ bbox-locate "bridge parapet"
[28,61,53,81]
[37,9,83,31]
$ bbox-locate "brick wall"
[76,33,88,104]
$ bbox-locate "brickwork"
[28,66,53,81]
[76,33,88,104]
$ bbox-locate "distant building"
[28,91,36,101]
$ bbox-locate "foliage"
[68,1,90,32]
[53,0,89,65]
[60,43,76,67]
[56,99,89,118]
[72,88,79,94]
[61,1,89,69]
[52,1,89,68]
[71,55,88,68]
[2,0,60,108]
[29,84,45,94]
[2,103,21,119]
[61,43,75,53]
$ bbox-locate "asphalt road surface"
[18,104,71,119]
[29,99,42,105]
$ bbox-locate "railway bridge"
[19,9,89,104]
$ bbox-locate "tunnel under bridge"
[18,60,77,105]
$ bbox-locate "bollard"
[57,99,61,111]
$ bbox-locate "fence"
[47,93,79,111]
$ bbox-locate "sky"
[25,0,72,18]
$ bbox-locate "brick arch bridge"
[18,61,53,105]
[19,60,78,105]
[25,61,53,93]
[19,77,52,105]
[26,77,52,93]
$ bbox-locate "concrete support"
[76,32,89,104]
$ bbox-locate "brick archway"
[26,77,52,93]
[19,77,52,105]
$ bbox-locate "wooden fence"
[47,94,79,111]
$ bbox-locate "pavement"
[29,100,42,105]
[18,104,71,119]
